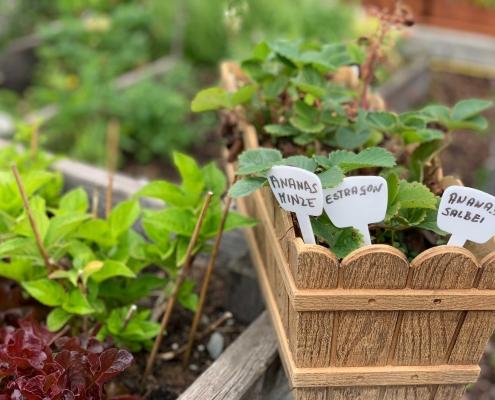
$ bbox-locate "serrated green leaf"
[451,99,493,121]
[289,101,324,133]
[228,177,266,198]
[312,216,362,258]
[420,104,450,121]
[416,208,447,236]
[324,147,395,173]
[318,166,345,188]
[335,126,370,149]
[402,128,445,144]
[264,124,299,137]
[291,66,326,98]
[366,112,398,131]
[263,76,289,99]
[445,115,489,132]
[396,181,437,210]
[409,139,447,182]
[22,279,67,306]
[237,148,283,175]
[282,156,317,172]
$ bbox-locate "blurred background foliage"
[0,0,360,170]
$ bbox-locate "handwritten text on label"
[323,176,388,246]
[267,166,323,244]
[438,186,495,247]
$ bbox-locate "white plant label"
[322,176,388,246]
[438,186,495,247]
[267,166,323,244]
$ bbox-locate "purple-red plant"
[0,316,134,399]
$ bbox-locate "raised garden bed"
[0,137,271,399]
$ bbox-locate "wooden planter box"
[221,63,495,400]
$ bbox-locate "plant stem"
[91,188,99,219]
[30,121,39,160]
[105,119,120,218]
[122,304,137,329]
[183,194,233,367]
[143,191,214,380]
[11,164,54,272]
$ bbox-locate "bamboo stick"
[11,164,54,272]
[144,191,214,379]
[183,194,233,366]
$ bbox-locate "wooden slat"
[287,240,338,367]
[390,246,480,366]
[334,246,409,368]
[447,252,495,366]
[290,364,479,388]
[289,239,338,290]
[433,385,466,400]
[291,289,495,311]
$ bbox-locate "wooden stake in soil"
[144,191,214,380]
[12,164,54,272]
[91,188,99,219]
[183,194,233,367]
[105,119,120,218]
[30,121,39,160]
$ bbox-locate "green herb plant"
[0,130,254,351]
[192,5,494,259]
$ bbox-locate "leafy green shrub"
[0,131,254,350]
[192,8,493,259]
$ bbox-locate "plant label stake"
[438,185,495,247]
[267,166,323,244]
[322,176,388,246]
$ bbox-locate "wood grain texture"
[391,246,480,366]
[287,240,338,367]
[334,246,409,368]
[381,385,435,400]
[449,252,495,365]
[290,238,339,289]
[433,385,466,400]
[288,306,334,368]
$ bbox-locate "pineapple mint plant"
[192,5,493,259]
[0,126,255,352]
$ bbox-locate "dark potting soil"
[113,262,246,399]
